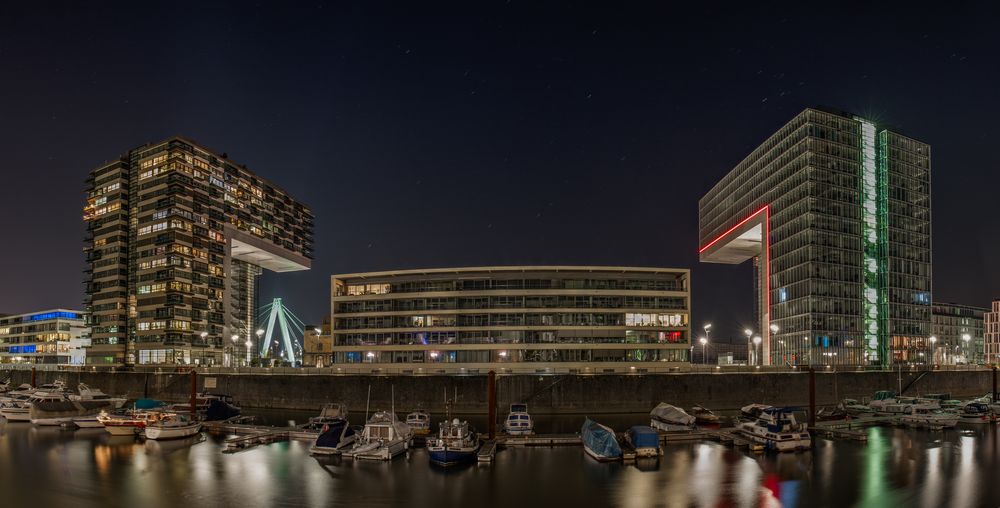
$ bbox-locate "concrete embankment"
[6,369,993,414]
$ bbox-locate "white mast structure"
[257,298,305,364]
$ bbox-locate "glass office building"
[699,107,931,366]
[84,137,313,366]
[327,266,690,373]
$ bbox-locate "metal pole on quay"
[808,366,816,428]
[488,370,497,440]
[31,367,36,388]
[993,366,997,405]
[189,369,198,418]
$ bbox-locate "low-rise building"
[329,266,690,374]
[0,310,90,365]
[931,302,987,365]
[303,319,332,367]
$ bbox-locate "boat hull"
[650,420,694,432]
[145,423,202,440]
[310,435,357,455]
[428,447,479,466]
[1,408,31,422]
[901,416,958,429]
[103,423,143,436]
[30,400,119,424]
[72,417,105,428]
[583,443,621,462]
[350,439,408,460]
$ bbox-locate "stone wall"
[6,368,994,414]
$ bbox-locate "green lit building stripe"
[858,118,889,366]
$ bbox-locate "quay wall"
[6,369,994,414]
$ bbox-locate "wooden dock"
[202,421,319,453]
[497,433,582,447]
[477,440,497,462]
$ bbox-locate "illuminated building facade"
[931,302,987,365]
[329,266,690,373]
[983,301,1000,365]
[84,137,313,366]
[699,107,931,367]
[0,310,90,365]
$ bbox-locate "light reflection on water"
[2,416,1000,507]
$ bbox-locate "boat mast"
[365,384,371,422]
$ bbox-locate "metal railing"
[0,362,991,377]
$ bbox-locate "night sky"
[1,2,998,341]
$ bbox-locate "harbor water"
[2,412,1000,507]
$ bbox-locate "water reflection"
[3,419,1000,507]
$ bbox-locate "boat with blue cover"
[625,425,661,457]
[427,418,479,466]
[581,418,622,461]
[310,417,358,455]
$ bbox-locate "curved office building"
[327,266,690,373]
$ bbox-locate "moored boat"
[406,410,431,437]
[427,418,479,466]
[30,389,123,426]
[649,403,695,431]
[347,411,412,460]
[310,417,357,455]
[900,404,959,429]
[144,413,202,440]
[70,415,105,428]
[689,405,720,426]
[503,403,534,435]
[958,402,992,425]
[581,418,622,461]
[739,403,774,421]
[304,403,349,431]
[99,409,157,436]
[736,407,811,452]
[625,425,661,457]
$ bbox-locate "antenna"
[365,384,371,422]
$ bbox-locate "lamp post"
[753,336,762,366]
[744,329,753,365]
[699,337,708,365]
[230,334,239,367]
[255,329,264,362]
[702,323,712,365]
[929,336,937,365]
[962,333,972,366]
[769,324,779,365]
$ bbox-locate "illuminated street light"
[769,324,779,333]
[699,337,708,365]
[963,334,972,364]
[314,328,322,335]
[753,335,762,366]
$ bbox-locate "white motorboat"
[739,403,774,421]
[406,410,431,437]
[736,407,811,452]
[30,389,123,426]
[304,403,348,431]
[71,415,105,428]
[70,384,127,409]
[503,403,534,435]
[900,404,959,429]
[0,392,36,422]
[649,403,696,431]
[346,411,412,460]
[144,414,202,440]
[99,409,158,436]
[958,402,992,425]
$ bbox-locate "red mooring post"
[808,367,816,428]
[189,369,198,418]
[31,367,36,388]
[488,370,496,440]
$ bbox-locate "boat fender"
[322,424,329,433]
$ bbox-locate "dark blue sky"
[1,2,998,340]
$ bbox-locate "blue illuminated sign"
[9,345,37,354]
[28,311,79,321]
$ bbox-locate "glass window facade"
[327,267,691,372]
[699,108,931,366]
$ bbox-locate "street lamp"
[753,336,762,366]
[929,336,937,365]
[699,337,708,365]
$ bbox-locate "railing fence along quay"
[0,363,990,376]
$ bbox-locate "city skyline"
[1,3,998,343]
